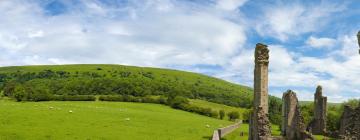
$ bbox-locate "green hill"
[0,64,253,108]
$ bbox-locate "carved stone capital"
[255,43,269,65]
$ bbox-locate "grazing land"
[0,100,234,140]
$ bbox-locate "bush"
[210,110,219,118]
[227,111,240,121]
[168,96,189,109]
[219,110,225,120]
[52,95,96,101]
[99,95,124,101]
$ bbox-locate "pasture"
[0,100,233,140]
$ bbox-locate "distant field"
[0,100,234,140]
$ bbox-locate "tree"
[219,110,225,120]
[327,110,341,132]
[227,111,240,121]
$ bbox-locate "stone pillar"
[249,43,271,140]
[357,31,360,54]
[282,90,314,140]
[308,85,327,135]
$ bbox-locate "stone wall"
[211,122,242,140]
[281,90,314,140]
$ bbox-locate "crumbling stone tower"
[249,43,271,140]
[308,85,327,135]
[282,90,314,140]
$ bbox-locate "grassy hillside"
[0,64,253,108]
[0,100,234,140]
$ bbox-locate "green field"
[0,100,235,140]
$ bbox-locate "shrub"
[52,95,96,101]
[210,110,219,118]
[99,95,124,101]
[219,110,225,120]
[227,111,240,121]
[168,96,189,109]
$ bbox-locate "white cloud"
[306,36,336,49]
[216,0,248,11]
[256,2,346,41]
[0,0,246,67]
[28,30,44,38]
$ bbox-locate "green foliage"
[227,111,240,121]
[167,96,189,109]
[52,95,96,101]
[327,108,341,132]
[0,64,253,108]
[269,96,282,126]
[342,99,360,109]
[219,110,225,120]
[300,103,314,125]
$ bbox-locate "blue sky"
[0,0,359,102]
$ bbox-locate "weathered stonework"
[249,43,271,140]
[357,31,360,54]
[339,105,360,139]
[281,90,314,140]
[307,85,327,135]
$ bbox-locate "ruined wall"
[308,85,327,135]
[218,122,242,137]
[339,105,360,139]
[249,43,271,140]
[281,90,314,140]
[211,122,242,140]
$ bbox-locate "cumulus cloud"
[255,2,346,41]
[306,36,337,49]
[0,0,246,67]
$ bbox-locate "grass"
[221,124,281,140]
[0,100,234,140]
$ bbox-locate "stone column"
[309,85,327,135]
[249,43,271,140]
[282,90,314,140]
[357,31,360,54]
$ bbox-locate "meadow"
[0,100,234,140]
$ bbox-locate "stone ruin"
[339,104,360,139]
[307,85,327,135]
[336,31,360,139]
[249,43,272,140]
[249,43,315,140]
[281,90,314,140]
[357,31,360,54]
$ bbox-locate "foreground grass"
[222,124,281,140]
[223,124,333,140]
[0,100,233,140]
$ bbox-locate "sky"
[0,0,359,103]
